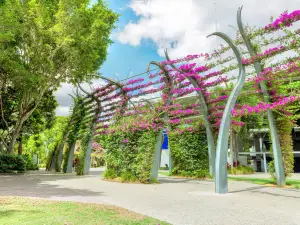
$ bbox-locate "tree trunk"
[8,120,23,154]
[8,101,39,154]
[18,141,22,155]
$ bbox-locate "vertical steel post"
[263,153,268,173]
[207,32,246,194]
[66,142,76,173]
[150,131,164,181]
[147,61,174,180]
[237,6,285,186]
[164,50,216,176]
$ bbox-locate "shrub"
[100,130,158,183]
[169,129,210,178]
[120,171,137,183]
[104,168,118,179]
[228,166,255,175]
[22,154,39,171]
[0,154,26,173]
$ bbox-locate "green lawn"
[0,197,170,225]
[228,176,300,189]
[158,171,170,176]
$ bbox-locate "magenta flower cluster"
[125,78,144,85]
[264,10,300,31]
[242,45,286,65]
[231,96,300,117]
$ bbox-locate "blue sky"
[56,0,300,116]
[98,0,163,80]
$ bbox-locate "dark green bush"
[22,154,39,171]
[169,129,210,178]
[0,154,26,173]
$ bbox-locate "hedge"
[169,129,210,178]
[99,130,158,183]
[0,154,26,173]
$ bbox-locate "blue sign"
[162,132,168,150]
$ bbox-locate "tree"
[19,90,58,154]
[0,0,118,153]
[23,116,68,164]
[0,88,58,154]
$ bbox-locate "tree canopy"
[0,0,119,153]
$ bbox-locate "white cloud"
[55,79,106,116]
[55,106,71,116]
[118,0,215,58]
[117,0,299,59]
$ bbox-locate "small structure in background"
[238,128,300,173]
[160,130,170,169]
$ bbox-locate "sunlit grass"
[0,197,170,225]
[228,176,300,189]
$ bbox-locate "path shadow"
[229,186,266,193]
[158,177,213,184]
[251,190,300,199]
[0,171,105,199]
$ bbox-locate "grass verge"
[158,171,170,176]
[228,176,300,189]
[0,196,170,225]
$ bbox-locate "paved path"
[1,169,300,225]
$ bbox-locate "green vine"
[269,116,294,179]
[169,128,210,178]
[99,119,159,183]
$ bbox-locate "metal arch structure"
[51,74,136,175]
[206,32,246,194]
[65,93,88,173]
[77,83,102,175]
[147,61,174,180]
[73,76,134,175]
[137,98,155,111]
[96,75,137,115]
[164,49,216,176]
[237,6,285,187]
[67,75,138,175]
[46,94,79,172]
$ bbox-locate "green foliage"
[120,171,137,183]
[63,97,86,173]
[22,154,39,171]
[100,130,158,183]
[228,166,255,175]
[0,0,118,152]
[75,131,91,175]
[169,129,210,178]
[269,117,294,178]
[103,169,118,179]
[0,154,26,173]
[62,144,71,173]
[23,116,68,165]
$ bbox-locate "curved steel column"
[237,6,285,186]
[147,61,174,178]
[164,50,216,176]
[77,83,102,175]
[207,32,246,194]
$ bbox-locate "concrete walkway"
[1,169,300,225]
